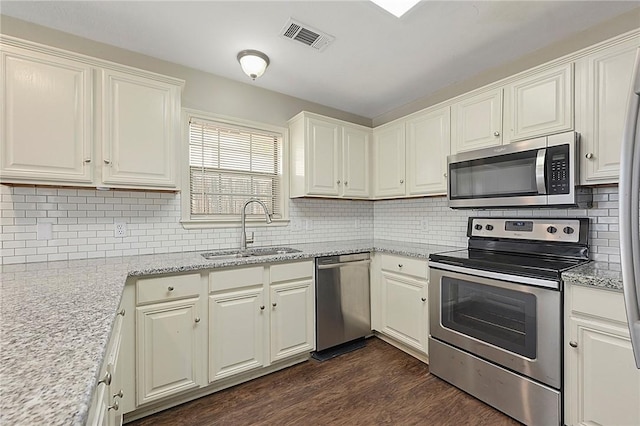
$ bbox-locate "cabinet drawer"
[209,266,264,293]
[570,284,627,324]
[380,254,427,279]
[136,273,201,305]
[270,261,314,283]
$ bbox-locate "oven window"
[441,277,537,359]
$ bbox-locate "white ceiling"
[1,1,638,119]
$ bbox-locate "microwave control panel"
[547,145,570,194]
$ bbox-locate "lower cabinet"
[565,284,640,426]
[372,253,429,357]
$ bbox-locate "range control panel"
[468,218,583,243]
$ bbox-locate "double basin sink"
[201,246,301,261]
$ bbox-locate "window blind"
[189,119,282,218]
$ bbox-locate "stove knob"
[547,226,557,234]
[563,226,575,235]
[486,224,494,231]
[474,224,483,231]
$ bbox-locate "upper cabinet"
[504,63,573,143]
[0,38,184,190]
[372,122,406,198]
[289,111,371,199]
[451,88,503,153]
[576,37,639,185]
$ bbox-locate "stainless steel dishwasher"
[315,252,371,352]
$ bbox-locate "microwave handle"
[535,149,547,195]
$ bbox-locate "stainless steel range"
[428,217,590,426]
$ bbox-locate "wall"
[374,186,620,267]
[0,185,373,264]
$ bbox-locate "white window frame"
[180,109,289,229]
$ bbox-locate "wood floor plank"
[128,338,520,425]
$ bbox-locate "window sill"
[180,218,290,230]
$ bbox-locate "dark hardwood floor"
[128,337,520,425]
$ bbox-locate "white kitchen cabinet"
[576,37,639,184]
[270,279,315,362]
[504,63,573,143]
[0,38,184,190]
[406,107,450,195]
[135,273,205,406]
[451,88,503,153]
[374,254,428,356]
[372,122,406,198]
[289,111,371,199]
[101,69,181,188]
[0,45,94,184]
[565,284,640,426]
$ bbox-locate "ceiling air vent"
[280,18,334,52]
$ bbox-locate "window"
[182,110,288,227]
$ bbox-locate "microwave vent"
[280,18,334,51]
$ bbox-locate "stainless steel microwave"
[447,131,592,209]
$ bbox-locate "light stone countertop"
[562,261,623,292]
[0,239,456,426]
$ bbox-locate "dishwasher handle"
[317,259,371,270]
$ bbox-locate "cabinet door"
[101,70,180,188]
[1,46,93,184]
[342,125,370,198]
[504,63,573,143]
[451,88,502,153]
[209,288,265,382]
[566,317,640,426]
[576,39,639,184]
[406,107,450,195]
[306,117,341,196]
[373,123,406,197]
[270,279,314,362]
[136,298,202,405]
[380,271,427,354]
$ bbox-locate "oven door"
[429,264,561,389]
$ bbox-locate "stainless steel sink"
[201,247,301,260]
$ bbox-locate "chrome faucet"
[241,198,272,251]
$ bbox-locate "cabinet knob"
[337,180,341,184]
[344,181,348,186]
[168,286,174,292]
[98,371,112,386]
[108,401,119,411]
[272,302,277,307]
[443,173,448,178]
[569,341,578,348]
[104,159,112,165]
[494,131,500,137]
[398,264,403,268]
[421,297,427,302]
[400,179,404,184]
[84,158,92,163]
[118,308,125,317]
[113,389,124,399]
[194,317,201,323]
[260,305,265,310]
[585,153,594,159]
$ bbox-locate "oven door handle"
[428,261,560,290]
[535,148,547,195]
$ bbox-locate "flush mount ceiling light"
[237,49,270,80]
[370,0,421,18]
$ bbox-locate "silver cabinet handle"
[272,302,277,307]
[398,264,403,268]
[168,286,174,292]
[569,341,578,348]
[113,389,124,399]
[443,173,448,178]
[194,317,200,323]
[400,179,404,184]
[118,309,125,317]
[104,159,111,165]
[494,131,500,137]
[585,153,594,159]
[421,297,427,302]
[98,371,112,386]
[84,159,91,163]
[337,180,341,184]
[344,181,348,186]
[108,401,119,411]
[260,305,265,310]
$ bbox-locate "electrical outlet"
[37,223,52,240]
[354,219,359,229]
[114,222,127,238]
[421,218,429,231]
